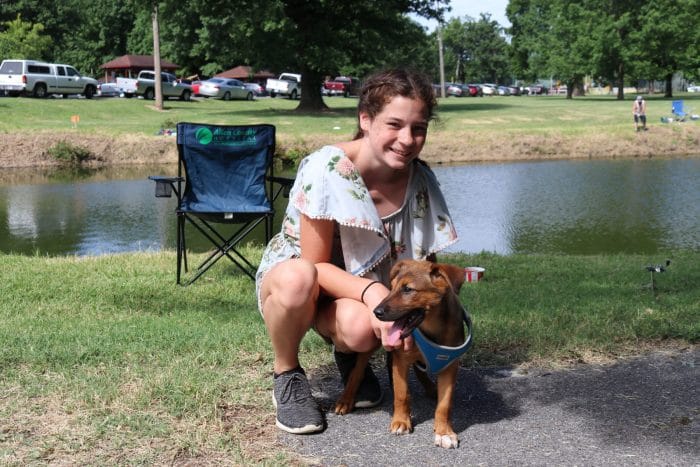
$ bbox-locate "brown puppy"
[376,259,470,448]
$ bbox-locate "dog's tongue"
[386,322,404,346]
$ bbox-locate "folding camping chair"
[671,100,690,122]
[149,122,293,285]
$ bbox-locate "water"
[1,158,698,256]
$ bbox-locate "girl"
[256,68,458,434]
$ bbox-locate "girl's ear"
[359,111,371,134]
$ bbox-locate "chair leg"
[176,213,185,285]
[181,215,263,284]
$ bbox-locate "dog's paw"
[434,432,459,449]
[334,399,354,415]
[390,418,413,435]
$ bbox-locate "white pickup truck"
[0,59,98,98]
[266,72,301,99]
[117,70,192,100]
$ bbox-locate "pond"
[1,157,698,257]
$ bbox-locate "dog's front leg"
[433,362,459,448]
[389,351,413,434]
[334,350,372,415]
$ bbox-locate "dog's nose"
[373,307,385,319]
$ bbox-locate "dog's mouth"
[386,309,425,346]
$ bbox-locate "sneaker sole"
[354,396,382,409]
[272,391,324,434]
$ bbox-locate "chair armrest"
[268,175,295,200]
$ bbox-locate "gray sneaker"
[272,367,324,434]
[334,350,383,409]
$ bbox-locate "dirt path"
[1,125,699,169]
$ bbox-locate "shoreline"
[1,125,699,169]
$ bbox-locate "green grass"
[1,93,698,139]
[0,250,697,463]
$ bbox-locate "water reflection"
[438,158,700,254]
[1,158,698,257]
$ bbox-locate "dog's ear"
[389,260,411,283]
[431,263,466,293]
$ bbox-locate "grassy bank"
[1,250,697,464]
[1,94,699,168]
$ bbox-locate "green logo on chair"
[195,127,213,145]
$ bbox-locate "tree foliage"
[0,15,52,61]
[441,14,510,84]
[2,0,699,106]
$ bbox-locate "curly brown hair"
[353,68,437,140]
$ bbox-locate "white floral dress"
[255,145,458,311]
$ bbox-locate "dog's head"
[374,260,466,345]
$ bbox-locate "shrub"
[47,140,93,165]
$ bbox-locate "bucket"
[464,266,485,282]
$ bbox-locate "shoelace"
[279,373,312,404]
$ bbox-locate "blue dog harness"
[413,308,473,375]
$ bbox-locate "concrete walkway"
[278,346,698,466]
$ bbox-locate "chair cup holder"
[155,181,173,198]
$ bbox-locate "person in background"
[255,68,458,434]
[633,95,648,131]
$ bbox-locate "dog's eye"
[401,285,414,294]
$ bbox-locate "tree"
[441,15,511,84]
[629,0,700,98]
[248,0,445,111]
[0,15,52,60]
[545,2,597,98]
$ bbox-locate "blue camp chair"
[671,100,689,122]
[149,122,293,285]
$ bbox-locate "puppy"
[375,259,471,449]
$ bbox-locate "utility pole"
[152,2,163,110]
[436,1,446,98]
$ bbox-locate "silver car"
[198,78,254,100]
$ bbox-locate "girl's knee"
[266,259,318,311]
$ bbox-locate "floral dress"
[255,145,458,310]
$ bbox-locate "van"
[0,59,98,98]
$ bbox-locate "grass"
[1,249,698,464]
[1,93,698,138]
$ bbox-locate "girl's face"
[359,95,429,170]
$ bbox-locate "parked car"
[525,84,548,95]
[322,76,361,97]
[687,85,700,93]
[266,72,301,99]
[244,82,264,96]
[199,78,254,100]
[507,85,521,96]
[96,82,120,97]
[135,71,192,100]
[497,85,511,96]
[446,83,468,97]
[480,83,497,95]
[0,59,98,98]
[466,84,482,97]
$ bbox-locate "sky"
[413,0,511,29]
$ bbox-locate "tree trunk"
[616,63,624,100]
[664,73,673,98]
[566,79,574,99]
[152,3,163,111]
[296,66,328,112]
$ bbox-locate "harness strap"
[413,307,473,375]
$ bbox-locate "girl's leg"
[260,259,319,374]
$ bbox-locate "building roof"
[215,65,275,80]
[100,55,179,70]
